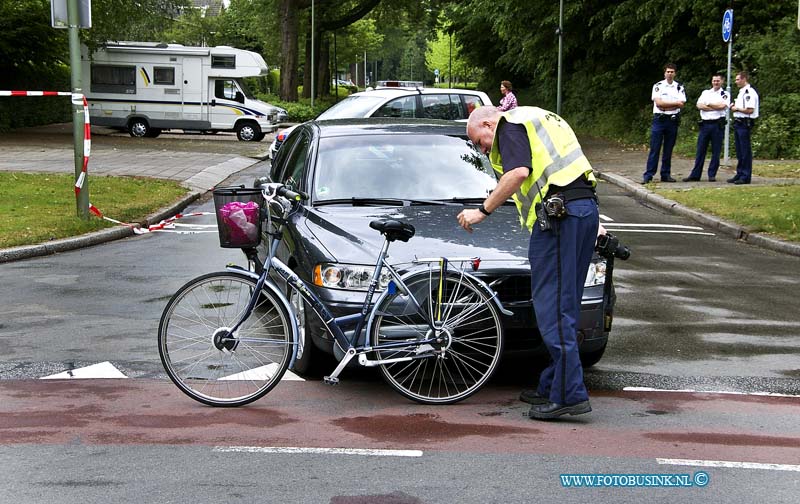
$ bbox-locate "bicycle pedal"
[323,376,340,385]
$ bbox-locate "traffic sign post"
[723,9,733,164]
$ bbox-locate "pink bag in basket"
[219,201,259,245]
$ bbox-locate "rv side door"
[209,79,245,129]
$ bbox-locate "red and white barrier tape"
[0,90,90,195]
[4,90,214,236]
[88,204,214,234]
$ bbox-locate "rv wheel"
[236,121,261,142]
[128,119,150,138]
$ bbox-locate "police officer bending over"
[458,106,599,420]
[684,74,728,182]
[729,71,760,185]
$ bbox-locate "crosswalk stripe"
[40,361,128,379]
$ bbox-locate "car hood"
[302,204,530,272]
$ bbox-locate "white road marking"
[601,223,704,229]
[624,387,800,398]
[604,229,715,236]
[171,223,217,228]
[219,364,304,381]
[657,458,800,472]
[213,446,423,457]
[600,214,614,222]
[41,361,127,379]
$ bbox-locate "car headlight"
[313,263,392,291]
[584,259,607,287]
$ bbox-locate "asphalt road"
[2,135,799,503]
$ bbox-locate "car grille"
[479,274,531,304]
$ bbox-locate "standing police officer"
[642,63,686,184]
[458,106,599,420]
[683,74,728,182]
[729,71,760,185]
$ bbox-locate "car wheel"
[580,342,607,368]
[236,121,261,142]
[289,288,329,377]
[128,119,149,138]
[144,128,161,138]
[253,132,266,142]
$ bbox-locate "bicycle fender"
[224,267,300,368]
[460,271,514,317]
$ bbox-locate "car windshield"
[316,96,385,119]
[313,133,497,201]
[237,79,256,99]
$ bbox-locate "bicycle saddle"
[369,219,416,242]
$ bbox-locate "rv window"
[91,65,136,94]
[211,55,236,69]
[153,67,175,85]
[215,80,244,103]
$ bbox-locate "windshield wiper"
[443,197,515,205]
[314,197,452,207]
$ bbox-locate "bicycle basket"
[212,186,264,248]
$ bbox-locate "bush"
[0,62,71,131]
[254,93,332,122]
[752,94,800,159]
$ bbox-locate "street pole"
[448,33,452,88]
[311,0,315,107]
[724,8,733,164]
[333,32,338,102]
[68,0,88,219]
[556,0,564,116]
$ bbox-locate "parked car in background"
[261,119,616,376]
[268,85,492,158]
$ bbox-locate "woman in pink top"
[497,80,518,111]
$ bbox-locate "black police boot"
[529,400,592,420]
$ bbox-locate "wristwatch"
[478,203,492,216]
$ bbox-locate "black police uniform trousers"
[530,198,599,406]
[688,120,724,180]
[733,120,754,183]
[643,114,679,182]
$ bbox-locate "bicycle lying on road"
[158,182,510,407]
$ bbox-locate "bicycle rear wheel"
[369,271,503,404]
[158,271,293,407]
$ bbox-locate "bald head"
[467,106,501,154]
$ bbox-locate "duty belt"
[559,187,597,202]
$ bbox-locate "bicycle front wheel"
[370,271,504,404]
[158,271,293,407]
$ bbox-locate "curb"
[596,171,800,258]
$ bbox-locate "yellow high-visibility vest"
[489,107,596,232]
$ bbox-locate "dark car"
[263,119,616,376]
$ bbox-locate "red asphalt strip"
[1,379,798,465]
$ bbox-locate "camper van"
[81,42,286,141]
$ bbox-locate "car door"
[208,78,245,128]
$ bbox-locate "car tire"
[144,128,161,138]
[580,342,607,368]
[236,121,261,142]
[128,119,150,138]
[289,288,330,377]
[253,132,266,142]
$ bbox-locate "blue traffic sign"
[722,9,733,43]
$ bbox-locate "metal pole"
[724,24,733,163]
[311,0,315,107]
[333,32,338,102]
[364,51,367,87]
[448,33,452,88]
[68,0,87,219]
[556,0,564,115]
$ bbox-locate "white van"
[81,41,286,141]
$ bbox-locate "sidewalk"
[0,124,269,262]
[580,137,800,258]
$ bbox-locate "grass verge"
[0,172,188,249]
[657,184,800,242]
